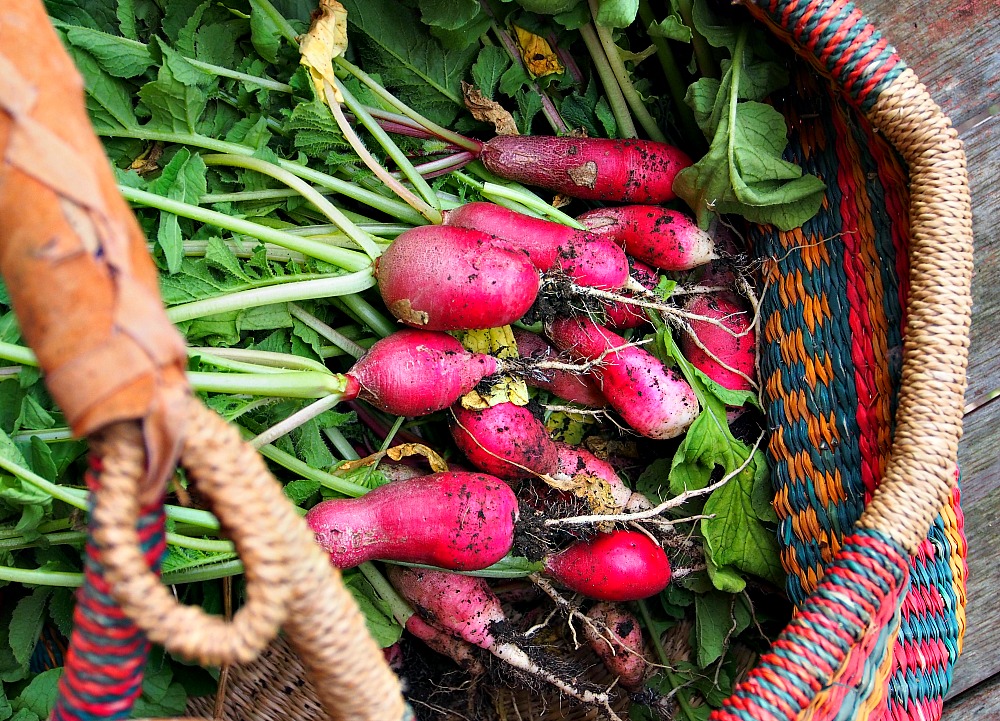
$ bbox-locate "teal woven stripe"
[750,0,905,111]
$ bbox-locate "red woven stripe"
[819,4,863,67]
[846,35,892,97]
[809,0,852,63]
[793,1,825,54]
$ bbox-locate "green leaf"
[47,588,76,640]
[648,15,691,43]
[176,1,210,55]
[116,0,138,39]
[7,711,38,721]
[12,669,61,720]
[515,90,544,133]
[471,46,511,99]
[595,0,639,28]
[238,303,293,332]
[429,11,492,51]
[148,149,207,274]
[9,588,52,670]
[636,457,671,505]
[343,573,403,648]
[63,26,154,78]
[284,101,349,158]
[204,237,252,281]
[498,63,531,98]
[0,686,12,721]
[293,418,335,469]
[418,0,481,31]
[249,0,283,63]
[138,60,211,132]
[61,44,138,131]
[16,397,55,434]
[694,591,730,668]
[283,479,320,506]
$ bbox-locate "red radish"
[450,401,558,480]
[577,206,717,271]
[443,202,630,290]
[512,329,607,408]
[553,442,632,511]
[479,136,692,203]
[584,603,648,690]
[305,472,518,571]
[602,260,659,331]
[374,225,539,331]
[387,566,619,714]
[546,316,699,439]
[347,329,499,417]
[405,615,486,675]
[543,530,672,601]
[679,293,755,392]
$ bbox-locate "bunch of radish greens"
[0,0,825,718]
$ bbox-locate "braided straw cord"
[857,68,974,554]
[90,396,406,721]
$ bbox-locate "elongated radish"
[553,442,632,511]
[602,260,659,331]
[387,566,619,715]
[546,316,698,439]
[479,136,691,203]
[583,603,648,690]
[405,615,486,675]
[543,530,671,601]
[443,202,630,290]
[577,206,717,271]
[512,329,607,408]
[679,293,755,392]
[347,329,499,416]
[306,472,518,570]
[450,401,559,480]
[375,225,539,330]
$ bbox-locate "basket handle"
[742,0,974,556]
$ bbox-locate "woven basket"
[0,0,972,720]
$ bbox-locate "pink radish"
[305,472,518,571]
[543,530,672,601]
[387,566,620,715]
[374,225,539,331]
[602,260,659,331]
[577,206,717,271]
[405,615,486,675]
[347,329,499,417]
[679,293,755,392]
[443,202,630,290]
[450,401,559,480]
[584,603,648,690]
[478,136,692,203]
[546,316,699,439]
[553,442,633,511]
[512,329,607,408]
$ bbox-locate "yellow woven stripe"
[941,492,968,655]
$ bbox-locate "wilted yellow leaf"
[459,327,530,409]
[337,443,449,474]
[299,0,348,103]
[512,25,564,78]
[461,81,518,136]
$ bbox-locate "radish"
[404,614,486,675]
[553,442,632,511]
[374,225,539,331]
[577,206,717,271]
[543,530,671,601]
[305,472,518,571]
[545,316,699,439]
[583,603,648,690]
[679,293,755,392]
[478,136,692,203]
[512,329,607,408]
[602,260,659,331]
[450,401,559,480]
[442,201,630,290]
[387,566,620,716]
[347,329,500,417]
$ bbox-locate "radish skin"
[512,329,607,408]
[544,530,672,601]
[553,443,632,510]
[450,401,559,480]
[347,329,499,416]
[577,206,717,271]
[375,225,539,331]
[405,615,486,675]
[479,136,691,203]
[679,293,755,392]
[306,472,518,570]
[584,603,648,690]
[546,316,699,439]
[602,260,659,331]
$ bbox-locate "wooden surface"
[853,0,1000,713]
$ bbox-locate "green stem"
[334,58,481,153]
[360,562,414,625]
[288,304,366,359]
[481,182,586,229]
[579,23,638,138]
[323,427,360,461]
[676,0,719,79]
[0,341,37,366]
[120,186,371,271]
[589,0,667,142]
[0,566,83,588]
[162,558,244,585]
[252,437,370,497]
[167,533,235,553]
[180,239,307,264]
[638,600,699,719]
[201,154,382,259]
[252,0,300,46]
[189,347,331,374]
[727,30,748,178]
[201,188,302,204]
[187,370,351,399]
[187,58,293,93]
[0,519,70,539]
[335,78,442,218]
[166,269,374,324]
[337,294,396,338]
[104,130,425,224]
[249,394,344,448]
[0,531,86,552]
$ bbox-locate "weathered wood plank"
[943,396,1000,697]
[944,672,1000,720]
